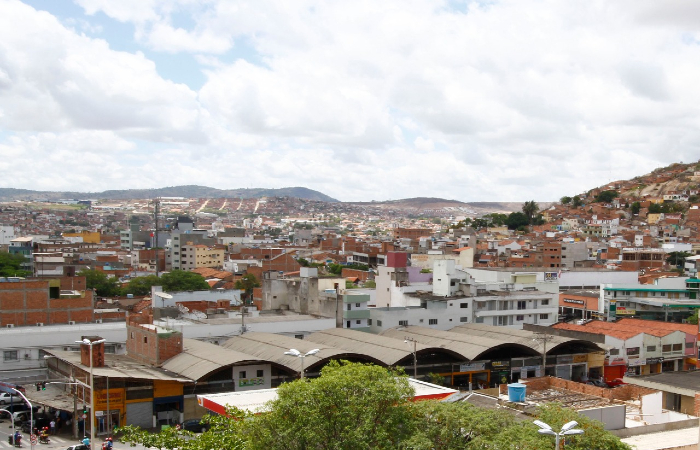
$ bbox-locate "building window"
[399,320,408,326]
[626,347,640,356]
[347,304,351,311]
[239,371,246,379]
[662,344,672,353]
[460,317,468,322]
[517,301,526,310]
[516,315,524,321]
[368,319,372,325]
[257,369,264,378]
[541,299,549,306]
[3,351,18,361]
[609,348,620,356]
[377,320,382,327]
[294,335,303,339]
[143,337,148,344]
[539,314,548,320]
[460,303,469,308]
[355,303,360,307]
[686,341,694,349]
[647,345,656,352]
[672,343,683,352]
[356,320,361,324]
[429,319,438,325]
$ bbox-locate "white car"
[0,393,19,405]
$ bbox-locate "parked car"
[0,393,19,405]
[606,378,628,388]
[180,418,210,433]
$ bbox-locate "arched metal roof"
[381,326,539,361]
[161,338,266,380]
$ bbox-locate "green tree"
[630,201,641,215]
[0,253,31,277]
[648,203,662,214]
[161,270,210,292]
[363,280,376,288]
[296,258,310,267]
[572,196,583,208]
[521,200,539,226]
[560,196,572,205]
[506,212,529,230]
[687,309,699,325]
[234,273,261,304]
[666,251,692,267]
[594,190,619,203]
[123,275,161,296]
[327,263,344,275]
[77,269,121,297]
[242,361,414,450]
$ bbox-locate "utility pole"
[533,331,555,376]
[154,198,160,276]
[405,337,418,378]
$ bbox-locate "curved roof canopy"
[161,338,266,380]
[222,332,379,373]
[382,326,540,361]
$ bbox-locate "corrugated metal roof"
[161,339,266,380]
[381,326,538,361]
[221,332,357,373]
[307,328,427,366]
[46,350,192,382]
[448,323,573,351]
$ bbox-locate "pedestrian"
[50,420,56,435]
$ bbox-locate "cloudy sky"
[1,0,699,202]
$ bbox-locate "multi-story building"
[180,244,225,270]
[343,293,370,331]
[603,277,700,322]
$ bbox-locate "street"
[0,422,150,450]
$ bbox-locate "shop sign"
[239,378,265,387]
[557,355,574,364]
[490,360,510,370]
[646,357,664,365]
[628,358,646,367]
[460,361,487,372]
[616,306,636,315]
[563,299,585,305]
[573,354,588,363]
[605,357,626,366]
[544,272,558,281]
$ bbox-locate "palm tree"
[522,200,539,226]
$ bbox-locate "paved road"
[0,423,150,450]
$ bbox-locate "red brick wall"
[126,316,183,366]
[341,268,372,281]
[516,376,656,401]
[0,280,94,326]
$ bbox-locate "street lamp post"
[404,337,418,378]
[6,388,34,450]
[533,420,584,450]
[283,348,320,379]
[76,338,106,450]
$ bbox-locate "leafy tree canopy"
[666,251,692,267]
[521,200,539,225]
[161,270,210,292]
[122,275,161,296]
[560,196,572,204]
[572,196,583,208]
[0,253,31,277]
[594,190,619,203]
[77,268,121,297]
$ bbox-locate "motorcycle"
[39,435,50,444]
[8,434,22,447]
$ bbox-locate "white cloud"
[1,0,700,201]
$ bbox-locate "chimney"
[79,336,105,368]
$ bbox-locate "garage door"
[126,402,152,428]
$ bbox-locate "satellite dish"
[155,292,173,299]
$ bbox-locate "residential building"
[603,277,700,322]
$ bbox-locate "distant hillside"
[0,185,339,202]
[349,198,539,214]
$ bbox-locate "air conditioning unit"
[95,319,103,324]
[6,324,14,328]
[36,323,44,327]
[68,321,76,325]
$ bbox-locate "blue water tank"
[507,383,527,402]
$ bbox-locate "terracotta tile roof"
[553,318,687,340]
